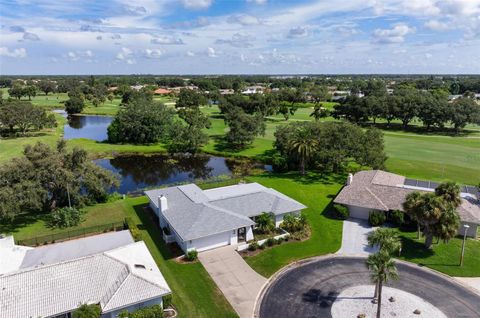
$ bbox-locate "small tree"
[256,212,275,234]
[366,251,399,318]
[47,207,84,228]
[288,128,318,175]
[65,96,85,115]
[73,303,101,318]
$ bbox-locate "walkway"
[198,246,267,318]
[336,218,378,255]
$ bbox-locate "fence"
[16,220,127,247]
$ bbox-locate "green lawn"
[397,229,480,277]
[0,199,126,241]
[0,113,66,164]
[244,172,344,277]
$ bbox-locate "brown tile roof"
[154,88,171,94]
[334,170,480,224]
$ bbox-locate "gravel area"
[331,285,447,318]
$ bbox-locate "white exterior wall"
[347,205,377,220]
[186,230,234,252]
[246,226,254,241]
[102,297,163,318]
[458,222,478,238]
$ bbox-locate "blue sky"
[1,0,480,74]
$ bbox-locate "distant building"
[130,84,145,91]
[154,88,172,95]
[241,85,265,95]
[219,89,235,95]
[0,231,171,318]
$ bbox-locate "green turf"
[397,229,480,277]
[243,172,344,277]
[0,199,126,241]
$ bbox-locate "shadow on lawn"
[255,171,347,186]
[0,211,47,235]
[132,203,183,260]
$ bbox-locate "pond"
[94,154,272,194]
[56,111,113,141]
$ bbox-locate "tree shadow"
[254,171,346,186]
[132,203,183,260]
[363,122,476,137]
[399,236,435,259]
[302,289,339,308]
[0,211,47,235]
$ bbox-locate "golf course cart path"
[198,246,267,318]
[336,218,378,255]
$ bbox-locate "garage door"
[347,205,372,220]
[191,231,232,252]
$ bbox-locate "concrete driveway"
[198,246,267,318]
[336,218,378,255]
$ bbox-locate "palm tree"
[288,128,318,175]
[403,191,423,239]
[435,181,461,208]
[367,228,402,300]
[366,251,399,318]
[73,303,101,318]
[256,212,275,234]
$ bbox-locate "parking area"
[198,246,267,318]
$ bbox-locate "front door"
[238,227,246,243]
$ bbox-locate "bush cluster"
[333,204,349,220]
[125,217,142,241]
[119,304,164,318]
[47,207,83,228]
[368,210,386,226]
[186,249,198,261]
[280,213,308,233]
[389,210,405,226]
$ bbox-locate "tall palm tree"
[403,191,423,239]
[288,128,318,175]
[435,181,461,208]
[367,228,402,300]
[366,251,399,318]
[256,212,275,234]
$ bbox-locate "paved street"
[259,256,480,318]
[198,246,267,318]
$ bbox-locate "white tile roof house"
[0,231,171,318]
[145,182,306,253]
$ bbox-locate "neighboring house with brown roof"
[334,170,480,238]
[153,88,172,95]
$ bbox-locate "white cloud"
[207,47,217,57]
[186,51,195,56]
[227,14,260,26]
[215,33,255,48]
[182,0,213,10]
[67,51,78,61]
[373,23,415,44]
[144,48,164,59]
[0,47,27,58]
[424,20,451,31]
[287,26,307,38]
[150,36,184,45]
[116,47,133,60]
[23,32,40,41]
[9,26,25,32]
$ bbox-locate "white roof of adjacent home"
[0,236,33,275]
[145,182,306,241]
[0,238,171,318]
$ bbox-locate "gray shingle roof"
[0,241,171,318]
[145,182,306,241]
[20,230,134,269]
[334,170,480,224]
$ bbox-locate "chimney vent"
[347,173,353,186]
[158,195,168,213]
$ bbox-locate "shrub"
[162,227,171,235]
[266,238,275,247]
[73,304,101,318]
[390,210,405,226]
[368,210,386,226]
[119,304,164,318]
[248,241,259,251]
[255,212,275,234]
[333,204,349,220]
[125,217,142,241]
[280,213,308,233]
[47,207,83,228]
[186,249,198,261]
[163,294,172,308]
[275,237,284,244]
[259,243,266,250]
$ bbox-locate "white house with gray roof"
[0,231,171,318]
[145,182,306,253]
[334,170,480,237]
